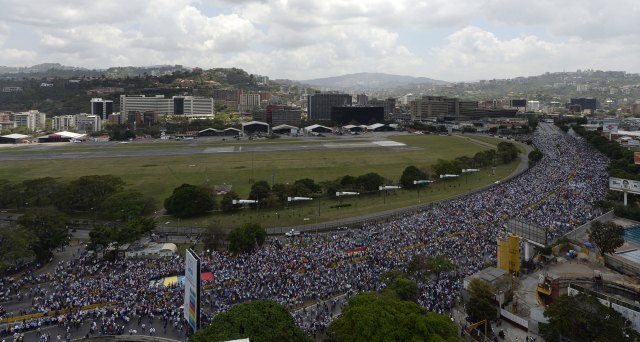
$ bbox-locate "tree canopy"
[17,207,69,262]
[540,293,638,342]
[589,221,625,255]
[191,300,310,342]
[221,190,241,212]
[400,165,428,189]
[466,278,496,324]
[164,184,216,218]
[407,255,454,281]
[329,292,462,342]
[228,223,267,253]
[100,189,155,221]
[58,175,125,212]
[0,224,34,271]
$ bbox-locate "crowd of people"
[0,123,609,340]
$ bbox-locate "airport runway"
[0,138,413,161]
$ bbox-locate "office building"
[331,106,384,125]
[52,115,76,131]
[212,89,241,108]
[307,93,352,121]
[119,95,214,118]
[14,110,46,131]
[527,101,541,112]
[369,97,396,120]
[411,96,515,121]
[253,105,302,126]
[0,112,13,130]
[357,94,368,106]
[90,98,114,120]
[75,114,101,132]
[239,93,261,113]
[568,98,598,114]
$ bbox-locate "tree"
[432,159,463,178]
[248,180,271,203]
[164,184,216,218]
[191,300,310,342]
[528,149,543,166]
[383,275,419,303]
[589,221,625,255]
[330,292,462,342]
[16,207,69,262]
[354,172,386,192]
[466,278,496,324]
[21,177,66,207]
[0,224,34,271]
[496,142,519,164]
[228,223,267,253]
[293,178,321,194]
[540,294,638,342]
[221,191,241,212]
[202,223,227,251]
[400,165,428,189]
[58,175,125,212]
[101,190,155,221]
[408,255,454,281]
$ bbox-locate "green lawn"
[0,134,520,229]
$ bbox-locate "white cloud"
[0,0,638,80]
[429,26,640,81]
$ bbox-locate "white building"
[239,93,261,113]
[52,115,76,131]
[75,113,102,132]
[120,95,214,118]
[526,101,541,112]
[14,110,46,131]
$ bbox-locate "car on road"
[285,229,301,237]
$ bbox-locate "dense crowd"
[1,123,609,339]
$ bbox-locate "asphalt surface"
[0,133,417,161]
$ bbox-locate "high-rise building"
[307,93,352,121]
[369,97,396,120]
[212,89,241,108]
[527,101,541,112]
[75,114,101,132]
[90,98,114,120]
[119,95,214,118]
[14,110,46,131]
[569,98,598,114]
[239,93,261,113]
[411,96,515,121]
[253,105,302,126]
[52,115,76,131]
[0,111,14,130]
[331,106,384,125]
[356,94,368,106]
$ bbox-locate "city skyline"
[0,0,639,82]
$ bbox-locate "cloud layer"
[0,0,638,81]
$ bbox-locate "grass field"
[0,134,521,228]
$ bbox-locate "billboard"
[184,249,201,333]
[635,152,640,165]
[497,234,520,275]
[609,177,640,195]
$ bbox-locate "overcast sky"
[0,0,638,82]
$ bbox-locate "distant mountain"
[299,72,448,91]
[0,63,90,74]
